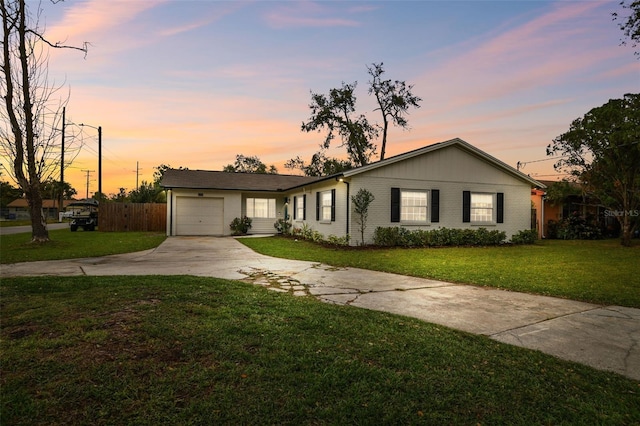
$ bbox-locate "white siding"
[166,144,534,243]
[288,181,349,240]
[347,145,532,244]
[241,193,288,234]
[167,189,241,236]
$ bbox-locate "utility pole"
[134,161,142,190]
[97,126,102,198]
[60,107,65,212]
[81,169,95,199]
[79,123,102,199]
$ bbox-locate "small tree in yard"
[352,188,375,246]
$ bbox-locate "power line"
[517,156,568,171]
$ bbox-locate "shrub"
[373,226,507,247]
[274,218,292,234]
[552,212,602,240]
[511,229,538,244]
[291,224,325,244]
[230,216,252,235]
[373,226,412,246]
[326,234,350,246]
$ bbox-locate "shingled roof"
[160,169,320,192]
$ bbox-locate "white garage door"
[176,197,224,235]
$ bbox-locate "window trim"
[293,194,306,221]
[462,191,504,224]
[246,197,276,219]
[391,188,437,224]
[470,192,494,223]
[400,189,429,223]
[316,189,335,222]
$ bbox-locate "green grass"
[0,229,167,264]
[0,219,59,227]
[239,237,640,308]
[2,276,638,425]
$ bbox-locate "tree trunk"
[619,214,633,247]
[380,118,388,161]
[28,187,49,242]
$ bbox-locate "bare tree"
[0,0,87,242]
[367,62,422,161]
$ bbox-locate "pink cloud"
[264,2,361,29]
[46,0,163,42]
[416,0,616,110]
[159,3,245,37]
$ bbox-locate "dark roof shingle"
[160,169,320,192]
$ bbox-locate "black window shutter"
[431,189,440,223]
[330,189,336,222]
[391,188,400,222]
[316,192,320,221]
[293,196,297,220]
[462,191,471,223]
[497,192,504,223]
[302,194,306,220]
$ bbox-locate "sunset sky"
[12,0,640,197]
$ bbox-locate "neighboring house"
[161,138,545,245]
[5,198,76,221]
[531,180,619,239]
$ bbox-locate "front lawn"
[0,229,167,264]
[239,237,640,308]
[2,276,638,425]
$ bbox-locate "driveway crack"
[488,305,605,338]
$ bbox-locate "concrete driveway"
[1,236,638,381]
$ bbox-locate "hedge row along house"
[160,138,545,245]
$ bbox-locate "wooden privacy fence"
[99,203,166,232]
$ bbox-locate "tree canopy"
[301,82,378,168]
[292,63,421,177]
[223,155,277,174]
[285,151,352,177]
[547,93,640,246]
[613,0,640,56]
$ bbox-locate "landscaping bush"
[511,229,538,244]
[230,216,252,235]
[373,226,411,246]
[373,227,507,247]
[291,223,324,243]
[326,234,350,246]
[274,218,291,234]
[551,212,602,240]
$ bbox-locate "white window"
[471,193,493,223]
[246,198,276,219]
[295,196,305,220]
[321,191,332,221]
[401,190,428,222]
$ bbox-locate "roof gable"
[343,138,545,188]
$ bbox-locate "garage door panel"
[176,197,224,235]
